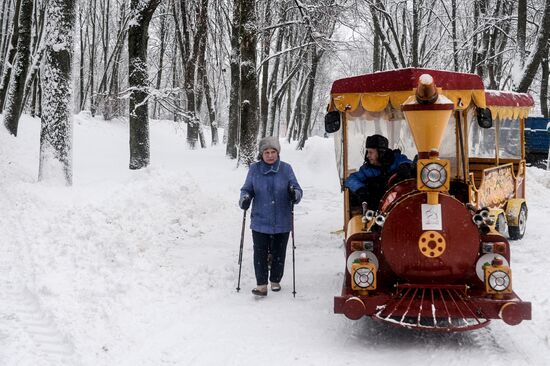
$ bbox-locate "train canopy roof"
[329,68,533,119]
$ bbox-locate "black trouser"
[252,231,290,286]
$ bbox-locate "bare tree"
[128,0,161,169]
[0,0,22,112]
[541,42,549,117]
[238,0,259,165]
[515,0,550,92]
[38,0,77,185]
[3,0,33,135]
[226,0,240,158]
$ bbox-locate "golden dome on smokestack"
[401,74,455,156]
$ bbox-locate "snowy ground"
[0,114,549,366]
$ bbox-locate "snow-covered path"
[0,114,549,365]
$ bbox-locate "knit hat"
[365,134,388,149]
[259,136,281,153]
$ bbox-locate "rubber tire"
[508,204,527,240]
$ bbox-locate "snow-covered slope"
[0,114,548,366]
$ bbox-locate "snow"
[1,113,550,365]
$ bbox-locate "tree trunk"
[89,0,96,116]
[265,28,284,136]
[373,29,381,72]
[515,0,550,92]
[0,0,12,78]
[475,0,490,79]
[203,70,218,145]
[182,0,208,149]
[286,71,308,144]
[92,3,128,118]
[3,0,33,136]
[78,12,85,112]
[411,0,419,67]
[259,4,271,138]
[30,70,38,117]
[226,0,240,159]
[297,49,321,150]
[517,0,527,63]
[369,0,400,69]
[153,2,166,120]
[451,0,458,71]
[238,0,259,166]
[101,0,111,119]
[171,30,178,122]
[470,0,479,74]
[128,0,161,170]
[541,42,549,117]
[0,0,21,112]
[38,0,77,185]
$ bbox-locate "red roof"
[485,90,534,107]
[330,68,485,94]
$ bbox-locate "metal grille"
[374,284,490,331]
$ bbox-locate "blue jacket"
[240,159,302,234]
[345,150,411,192]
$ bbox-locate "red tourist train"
[325,68,532,331]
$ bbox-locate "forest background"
[1,0,550,184]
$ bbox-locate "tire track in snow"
[15,286,79,365]
[0,182,81,365]
[0,259,81,365]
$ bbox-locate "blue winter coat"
[345,150,411,192]
[240,159,302,234]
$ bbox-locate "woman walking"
[239,137,303,296]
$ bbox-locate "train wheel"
[509,204,527,240]
[495,213,508,237]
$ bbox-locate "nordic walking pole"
[290,189,297,298]
[236,209,247,292]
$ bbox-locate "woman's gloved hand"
[239,195,251,210]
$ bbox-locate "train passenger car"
[325,68,532,331]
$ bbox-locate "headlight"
[351,253,377,292]
[482,255,513,296]
[487,270,511,292]
[420,162,447,189]
[353,267,375,288]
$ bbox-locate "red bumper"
[334,284,531,331]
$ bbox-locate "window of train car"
[334,107,460,181]
[439,113,458,176]
[498,118,521,159]
[467,114,521,160]
[468,110,497,158]
[339,108,417,180]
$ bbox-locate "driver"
[345,134,412,209]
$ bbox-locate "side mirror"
[325,111,341,133]
[476,107,493,129]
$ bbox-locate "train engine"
[333,74,532,331]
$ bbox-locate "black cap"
[365,134,388,149]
